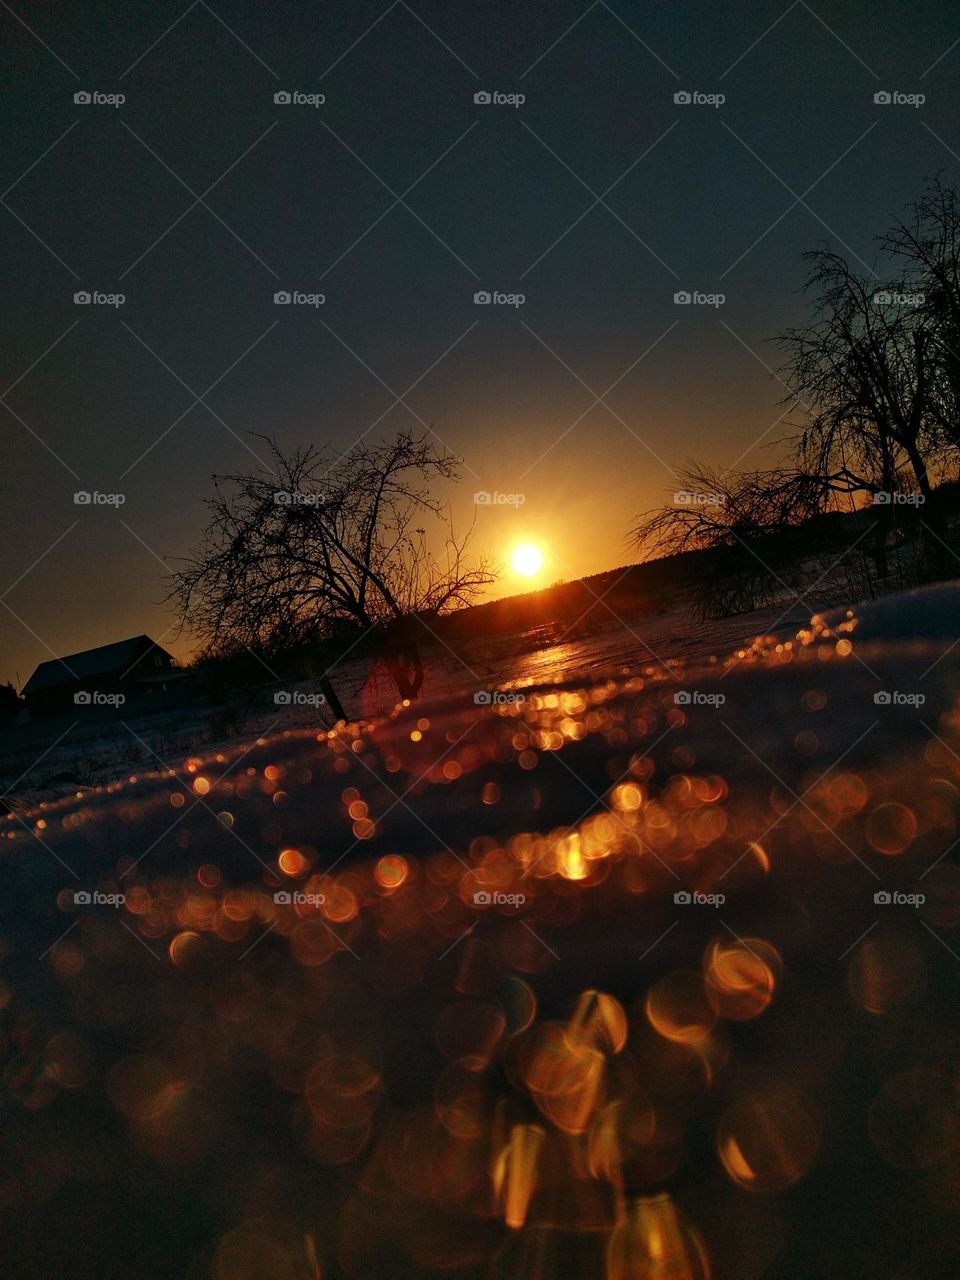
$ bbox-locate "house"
[22,635,185,718]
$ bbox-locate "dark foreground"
[2,593,960,1278]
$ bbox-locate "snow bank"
[814,578,960,643]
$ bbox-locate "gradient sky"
[2,0,959,686]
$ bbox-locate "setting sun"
[511,543,543,577]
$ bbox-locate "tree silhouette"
[169,431,493,705]
[630,179,960,613]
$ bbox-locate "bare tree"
[630,184,960,616]
[881,174,960,452]
[778,248,945,504]
[630,464,835,614]
[777,244,959,576]
[169,431,493,702]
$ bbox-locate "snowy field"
[1,584,959,1278]
[0,594,816,807]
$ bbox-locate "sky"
[2,0,960,686]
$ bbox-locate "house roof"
[22,635,173,696]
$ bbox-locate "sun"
[511,542,543,577]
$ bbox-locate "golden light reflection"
[704,937,780,1021]
[607,1194,711,1280]
[493,1122,546,1227]
[646,971,716,1046]
[717,1085,820,1192]
[7,627,959,1278]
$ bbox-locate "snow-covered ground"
[0,594,815,808]
[1,584,959,1278]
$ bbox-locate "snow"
[1,581,959,1277]
[816,579,960,643]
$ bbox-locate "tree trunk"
[904,439,954,578]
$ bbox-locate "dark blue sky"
[2,0,959,684]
